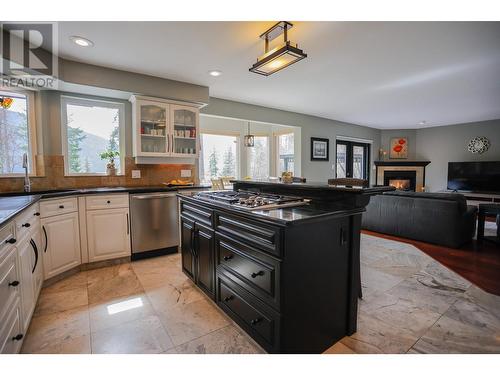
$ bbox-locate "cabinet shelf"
[141,120,166,124]
[174,136,196,140]
[141,134,166,138]
[174,123,196,128]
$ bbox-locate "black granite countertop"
[0,185,209,227]
[177,190,364,226]
[231,179,393,194]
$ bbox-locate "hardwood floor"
[361,229,500,296]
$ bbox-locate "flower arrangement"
[99,150,120,176]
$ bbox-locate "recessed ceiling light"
[418,120,427,126]
[209,70,222,77]
[70,36,94,47]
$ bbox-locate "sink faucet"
[22,153,31,192]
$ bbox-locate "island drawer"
[214,212,282,257]
[217,275,280,352]
[216,235,280,310]
[180,201,213,227]
[40,197,78,218]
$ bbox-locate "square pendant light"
[249,21,307,76]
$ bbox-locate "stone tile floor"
[21,231,500,354]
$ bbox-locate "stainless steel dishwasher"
[129,192,179,260]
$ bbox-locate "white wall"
[199,115,301,179]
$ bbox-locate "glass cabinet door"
[170,105,198,157]
[138,101,168,154]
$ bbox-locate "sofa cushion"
[382,190,468,213]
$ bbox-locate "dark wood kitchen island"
[177,181,393,353]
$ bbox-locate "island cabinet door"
[194,223,215,298]
[180,216,195,281]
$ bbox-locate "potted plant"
[99,150,120,176]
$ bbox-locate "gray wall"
[202,98,381,183]
[415,119,500,191]
[380,129,417,160]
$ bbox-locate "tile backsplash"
[0,155,196,193]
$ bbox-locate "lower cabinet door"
[17,237,35,332]
[86,208,131,262]
[0,301,23,354]
[195,224,215,297]
[41,212,81,280]
[180,216,195,280]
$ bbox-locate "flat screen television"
[447,161,500,193]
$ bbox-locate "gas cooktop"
[194,190,310,211]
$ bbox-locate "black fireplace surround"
[383,170,417,191]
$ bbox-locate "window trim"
[61,95,125,177]
[0,88,38,177]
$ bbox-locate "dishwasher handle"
[131,193,177,200]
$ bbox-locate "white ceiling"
[57,22,500,129]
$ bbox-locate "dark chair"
[328,178,368,187]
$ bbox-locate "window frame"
[246,134,271,180]
[0,88,38,177]
[199,130,241,183]
[61,95,125,177]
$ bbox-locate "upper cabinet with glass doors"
[130,96,200,161]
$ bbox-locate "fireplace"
[375,161,430,192]
[383,170,417,191]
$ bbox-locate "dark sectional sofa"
[361,190,478,248]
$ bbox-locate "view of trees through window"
[200,133,238,183]
[0,91,30,174]
[248,136,269,180]
[277,133,294,175]
[64,99,122,174]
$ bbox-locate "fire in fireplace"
[389,179,411,190]
[383,170,417,191]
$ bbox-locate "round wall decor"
[467,136,490,154]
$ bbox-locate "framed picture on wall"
[390,137,408,159]
[311,137,329,161]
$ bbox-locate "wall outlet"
[181,169,192,178]
[131,170,141,179]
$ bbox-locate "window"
[61,96,124,175]
[336,140,370,180]
[276,132,294,175]
[199,133,239,183]
[0,89,36,175]
[247,136,270,180]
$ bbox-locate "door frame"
[335,140,371,180]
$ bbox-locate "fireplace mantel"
[375,161,431,192]
[374,161,431,167]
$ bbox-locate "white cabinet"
[41,212,81,280]
[17,237,35,331]
[86,207,131,262]
[130,96,200,162]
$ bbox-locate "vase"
[106,161,116,176]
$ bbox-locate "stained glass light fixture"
[249,21,307,76]
[243,122,254,147]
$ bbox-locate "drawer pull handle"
[34,212,40,216]
[59,205,65,209]
[250,318,261,325]
[12,334,23,341]
[223,255,233,261]
[5,238,16,244]
[107,200,111,204]
[22,223,31,228]
[223,296,234,302]
[9,280,20,287]
[251,271,265,278]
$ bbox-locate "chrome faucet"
[22,153,31,192]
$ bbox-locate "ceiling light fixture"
[209,70,222,77]
[243,122,255,147]
[249,21,307,76]
[419,120,427,125]
[70,36,94,47]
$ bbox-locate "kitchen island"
[177,181,393,353]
